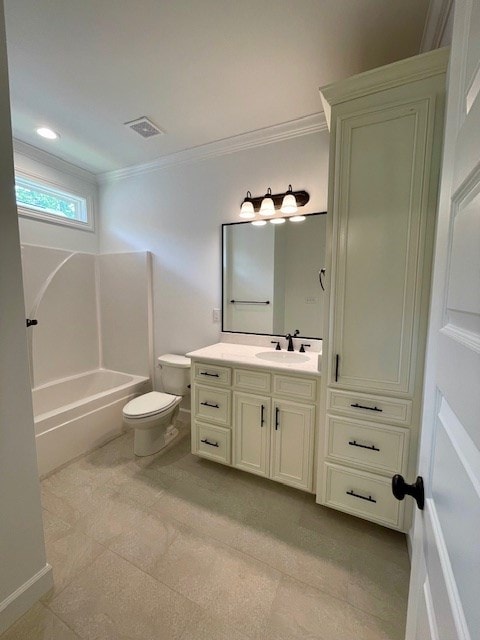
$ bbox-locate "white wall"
[0,2,52,631]
[99,132,329,386]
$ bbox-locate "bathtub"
[33,369,150,476]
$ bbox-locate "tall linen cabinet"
[317,48,449,532]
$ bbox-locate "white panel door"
[233,392,270,477]
[406,3,480,639]
[271,400,315,491]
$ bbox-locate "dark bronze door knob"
[392,474,425,510]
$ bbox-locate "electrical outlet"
[212,308,221,323]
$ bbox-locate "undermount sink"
[255,351,310,364]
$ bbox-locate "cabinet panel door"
[271,400,315,491]
[331,100,431,394]
[233,393,270,477]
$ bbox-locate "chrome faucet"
[285,329,300,351]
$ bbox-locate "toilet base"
[134,425,179,457]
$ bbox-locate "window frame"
[15,172,95,232]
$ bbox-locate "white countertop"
[187,342,321,376]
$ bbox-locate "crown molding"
[420,0,454,52]
[319,47,450,112]
[98,112,327,184]
[13,139,97,185]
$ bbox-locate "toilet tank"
[157,354,191,395]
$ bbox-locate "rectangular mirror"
[222,212,327,339]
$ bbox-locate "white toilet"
[122,354,191,456]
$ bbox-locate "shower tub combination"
[33,368,150,476]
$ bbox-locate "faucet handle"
[271,340,281,351]
[299,343,311,353]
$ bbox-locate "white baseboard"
[0,563,53,634]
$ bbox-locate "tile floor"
[2,418,410,639]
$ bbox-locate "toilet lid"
[123,391,178,418]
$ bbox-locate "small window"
[15,175,92,230]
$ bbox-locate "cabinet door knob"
[392,474,424,510]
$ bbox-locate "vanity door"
[329,100,432,395]
[233,393,270,478]
[271,400,315,491]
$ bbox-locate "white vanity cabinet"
[191,361,318,493]
[318,49,448,530]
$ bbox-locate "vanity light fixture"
[239,186,309,221]
[270,217,286,224]
[289,215,306,222]
[251,219,267,226]
[239,191,255,218]
[280,185,297,214]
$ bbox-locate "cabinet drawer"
[195,423,231,464]
[324,464,403,529]
[193,362,231,386]
[327,389,412,426]
[234,368,271,393]
[326,415,408,475]
[194,385,231,426]
[273,375,317,401]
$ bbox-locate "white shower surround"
[21,243,153,475]
[33,369,149,476]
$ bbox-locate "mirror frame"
[221,211,327,339]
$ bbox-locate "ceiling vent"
[124,116,164,139]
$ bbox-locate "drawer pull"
[275,406,280,430]
[261,404,265,427]
[346,489,377,503]
[200,438,219,448]
[200,371,219,378]
[200,401,219,409]
[350,402,383,412]
[348,439,380,452]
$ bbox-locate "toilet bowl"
[122,354,190,456]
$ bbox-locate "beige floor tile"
[300,498,409,569]
[232,510,351,600]
[50,550,200,640]
[42,508,71,544]
[189,544,281,639]
[347,550,409,629]
[75,491,152,547]
[267,576,403,640]
[108,509,180,575]
[150,478,245,544]
[0,603,79,640]
[41,481,119,526]
[43,527,105,598]
[179,609,251,640]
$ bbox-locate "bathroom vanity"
[187,343,321,492]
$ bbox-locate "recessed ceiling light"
[36,127,59,140]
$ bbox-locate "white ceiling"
[4,0,429,174]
